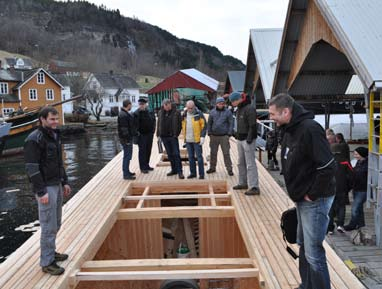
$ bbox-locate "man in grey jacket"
[229,91,260,195]
[207,97,234,176]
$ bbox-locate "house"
[1,57,33,70]
[49,59,80,76]
[0,68,65,123]
[224,70,246,95]
[52,74,73,114]
[83,71,140,116]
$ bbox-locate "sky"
[77,0,289,63]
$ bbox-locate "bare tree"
[85,90,104,121]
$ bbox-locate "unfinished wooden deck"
[0,136,366,289]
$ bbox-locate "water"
[0,128,119,263]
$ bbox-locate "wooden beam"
[124,193,231,201]
[209,184,216,206]
[136,186,150,209]
[183,219,197,257]
[81,258,254,272]
[117,206,235,220]
[75,268,259,281]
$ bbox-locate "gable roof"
[147,68,219,94]
[13,68,64,90]
[315,0,382,90]
[92,73,140,89]
[249,28,283,102]
[225,71,246,93]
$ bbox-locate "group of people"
[118,92,261,195]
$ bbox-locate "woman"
[344,147,368,231]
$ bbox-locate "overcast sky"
[79,0,289,63]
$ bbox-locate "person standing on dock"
[134,98,156,174]
[269,93,335,289]
[118,99,137,180]
[206,96,234,176]
[24,106,71,276]
[229,91,260,196]
[182,100,207,179]
[157,99,184,179]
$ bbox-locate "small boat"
[0,122,12,155]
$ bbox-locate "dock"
[0,136,366,289]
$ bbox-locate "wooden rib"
[130,180,227,193]
[183,219,197,258]
[124,193,231,201]
[136,186,150,209]
[81,258,254,272]
[118,206,235,219]
[209,184,216,206]
[75,268,259,281]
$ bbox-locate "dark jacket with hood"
[235,96,257,143]
[280,102,336,202]
[118,107,136,144]
[134,108,156,135]
[157,104,182,138]
[353,158,368,192]
[24,126,68,197]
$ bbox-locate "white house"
[83,71,140,116]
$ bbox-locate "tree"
[85,90,104,121]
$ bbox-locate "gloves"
[200,137,205,146]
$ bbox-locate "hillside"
[0,0,245,81]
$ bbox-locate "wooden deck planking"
[0,136,367,289]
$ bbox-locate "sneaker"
[232,184,248,190]
[244,187,260,196]
[55,252,69,262]
[206,168,216,174]
[199,175,205,179]
[123,175,136,180]
[178,173,185,179]
[167,171,177,176]
[187,174,196,179]
[337,226,345,233]
[42,261,65,275]
[228,171,234,176]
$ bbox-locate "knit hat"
[355,147,368,158]
[229,91,241,102]
[138,98,147,104]
[216,97,225,103]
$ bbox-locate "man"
[269,93,335,289]
[157,99,184,179]
[229,91,260,195]
[118,99,136,180]
[207,96,234,176]
[24,106,71,275]
[182,100,207,179]
[134,98,156,173]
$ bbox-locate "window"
[109,95,114,103]
[132,95,136,102]
[29,89,38,101]
[0,83,8,94]
[46,89,54,100]
[37,72,45,84]
[2,108,14,116]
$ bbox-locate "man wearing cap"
[206,97,234,176]
[229,91,260,195]
[134,98,156,173]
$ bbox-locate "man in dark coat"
[134,98,156,173]
[24,106,71,275]
[269,93,336,289]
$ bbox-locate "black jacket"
[280,102,336,202]
[235,97,257,142]
[24,126,68,197]
[157,104,182,137]
[134,108,156,135]
[118,108,136,143]
[353,158,368,192]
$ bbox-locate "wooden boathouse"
[0,135,365,288]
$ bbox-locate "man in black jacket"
[118,99,136,180]
[24,106,71,275]
[269,93,335,289]
[157,99,184,179]
[134,98,156,173]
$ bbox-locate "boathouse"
[223,70,245,94]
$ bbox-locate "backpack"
[280,207,299,259]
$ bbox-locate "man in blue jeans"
[269,93,336,289]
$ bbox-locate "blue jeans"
[161,136,183,174]
[186,142,204,177]
[122,143,133,177]
[296,195,334,289]
[348,191,367,228]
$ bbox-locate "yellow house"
[0,68,64,124]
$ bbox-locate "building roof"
[13,68,64,90]
[93,73,140,89]
[249,28,283,102]
[315,0,382,90]
[50,59,77,69]
[146,68,219,94]
[4,58,33,69]
[225,71,246,93]
[0,94,19,103]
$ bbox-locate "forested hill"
[0,0,245,80]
